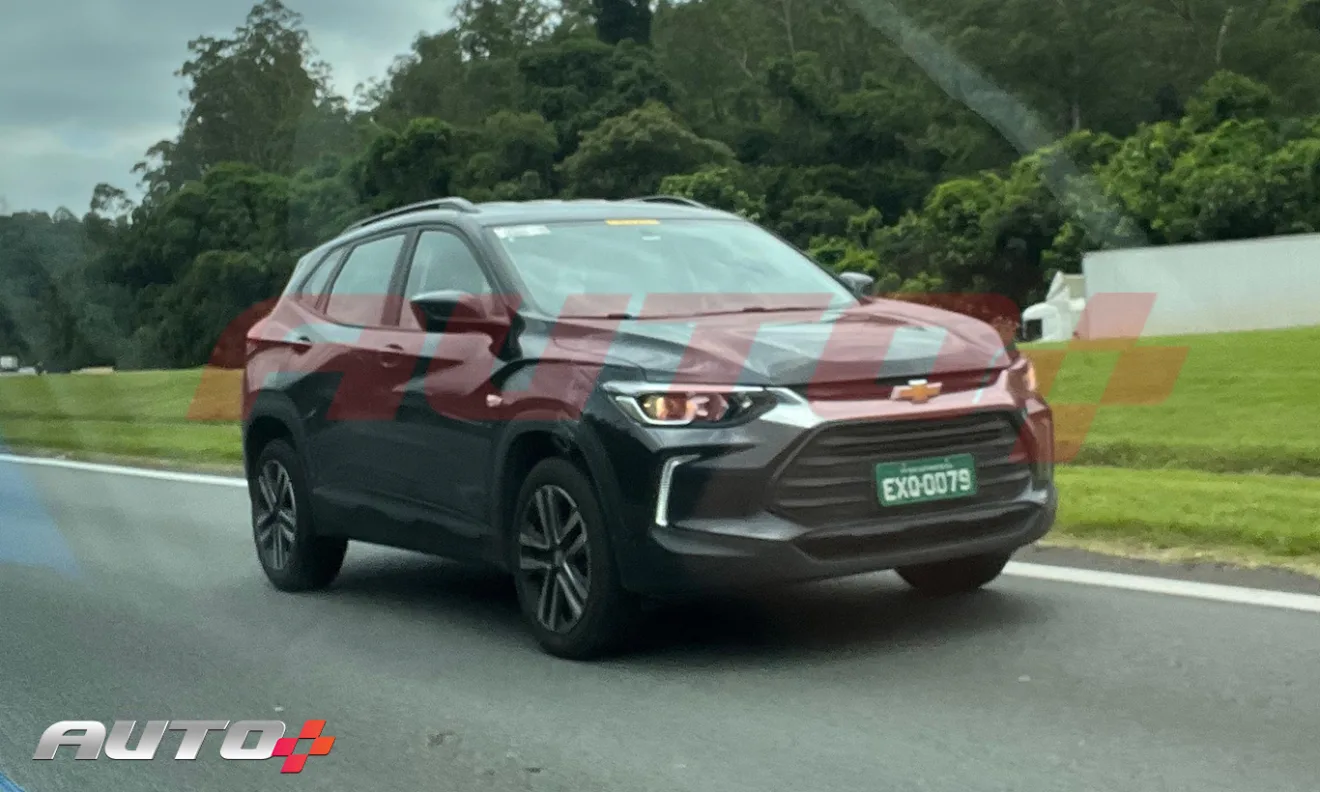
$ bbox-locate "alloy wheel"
[254,459,297,570]
[518,484,592,633]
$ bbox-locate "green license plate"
[874,454,978,507]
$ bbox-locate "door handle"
[380,343,405,367]
[290,335,313,352]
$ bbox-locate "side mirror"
[408,290,511,334]
[839,271,876,297]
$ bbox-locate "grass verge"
[1027,325,1320,475]
[1051,466,1320,573]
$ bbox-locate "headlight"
[604,383,777,427]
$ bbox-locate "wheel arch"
[489,419,626,572]
[242,391,311,482]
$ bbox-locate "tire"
[896,551,1012,596]
[511,458,639,660]
[249,438,347,592]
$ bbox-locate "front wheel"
[250,439,347,592]
[512,458,639,660]
[896,551,1012,596]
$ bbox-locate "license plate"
[874,454,978,507]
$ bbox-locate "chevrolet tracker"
[241,195,1057,659]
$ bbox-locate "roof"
[472,199,737,226]
[338,196,740,243]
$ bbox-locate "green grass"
[0,417,242,464]
[0,368,212,422]
[1028,325,1320,475]
[0,368,243,464]
[1055,466,1320,568]
[0,325,1317,572]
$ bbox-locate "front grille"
[768,410,1030,528]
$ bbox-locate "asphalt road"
[1,459,1318,792]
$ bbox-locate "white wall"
[1081,234,1320,337]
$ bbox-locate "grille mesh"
[769,410,1030,527]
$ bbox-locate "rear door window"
[324,234,407,327]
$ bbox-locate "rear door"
[304,231,413,512]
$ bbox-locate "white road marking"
[3,452,1319,613]
[1005,562,1320,614]
[0,453,246,488]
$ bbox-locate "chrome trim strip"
[655,454,700,527]
[601,381,768,396]
[758,387,828,428]
[612,395,655,425]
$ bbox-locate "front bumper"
[592,379,1057,597]
[630,484,1055,596]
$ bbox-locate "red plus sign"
[270,719,335,774]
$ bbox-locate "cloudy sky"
[0,0,457,214]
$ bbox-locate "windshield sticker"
[494,225,551,238]
[605,219,660,226]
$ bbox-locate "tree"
[517,37,674,159]
[592,0,653,45]
[15,0,1320,372]
[135,0,351,195]
[559,102,735,197]
[350,118,464,213]
[454,0,554,59]
[367,30,522,130]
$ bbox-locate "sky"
[0,0,457,215]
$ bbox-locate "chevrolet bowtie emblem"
[894,379,941,404]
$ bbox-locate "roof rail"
[344,197,479,233]
[629,195,710,209]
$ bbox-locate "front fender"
[487,408,629,573]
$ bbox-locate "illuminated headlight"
[605,383,777,427]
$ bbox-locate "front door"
[385,228,504,552]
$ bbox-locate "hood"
[544,299,1011,387]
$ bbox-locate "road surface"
[1,456,1318,792]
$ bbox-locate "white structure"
[1022,233,1320,340]
[1021,272,1086,341]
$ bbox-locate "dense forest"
[5,0,1320,370]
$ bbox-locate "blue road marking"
[0,769,27,792]
[0,440,81,578]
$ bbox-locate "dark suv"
[242,195,1056,659]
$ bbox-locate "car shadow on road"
[320,550,1051,664]
[629,579,1049,664]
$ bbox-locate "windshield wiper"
[562,305,822,320]
[666,304,823,318]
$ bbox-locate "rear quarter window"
[283,249,339,303]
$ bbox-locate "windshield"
[488,219,857,316]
